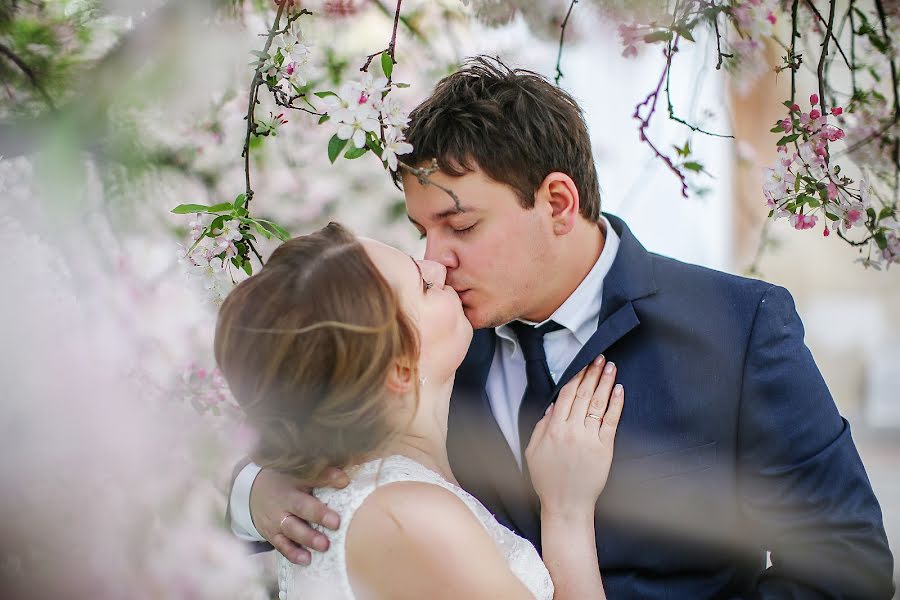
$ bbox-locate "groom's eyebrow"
[407,205,471,227]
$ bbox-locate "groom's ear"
[536,172,580,236]
[384,360,415,395]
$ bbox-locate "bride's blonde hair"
[214,222,420,485]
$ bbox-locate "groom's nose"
[424,237,459,271]
[418,260,447,289]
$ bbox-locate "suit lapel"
[547,214,659,405]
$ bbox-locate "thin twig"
[0,42,55,109]
[802,0,852,71]
[815,0,837,125]
[873,0,900,177]
[633,38,689,198]
[397,159,461,210]
[241,1,289,210]
[712,8,731,70]
[665,47,733,138]
[554,0,578,86]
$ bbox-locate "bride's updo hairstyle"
[214,222,420,485]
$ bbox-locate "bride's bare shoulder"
[345,481,531,600]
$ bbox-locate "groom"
[228,57,894,598]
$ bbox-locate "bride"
[214,222,624,599]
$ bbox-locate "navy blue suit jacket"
[446,214,894,599]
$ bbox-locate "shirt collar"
[496,215,621,347]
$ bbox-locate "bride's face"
[361,238,473,383]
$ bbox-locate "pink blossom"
[622,45,638,58]
[823,227,830,237]
[790,103,800,112]
[831,106,843,115]
[790,213,818,230]
[809,109,821,120]
[846,208,864,225]
[810,93,819,105]
[780,118,792,132]
[827,181,839,200]
[767,11,777,24]
[617,23,642,47]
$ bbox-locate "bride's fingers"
[598,384,625,446]
[586,361,616,436]
[553,367,586,423]
[568,355,605,423]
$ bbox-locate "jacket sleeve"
[737,285,894,599]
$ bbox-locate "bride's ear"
[384,359,415,395]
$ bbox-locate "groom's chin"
[461,304,500,331]
[461,304,486,330]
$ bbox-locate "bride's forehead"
[359,238,412,273]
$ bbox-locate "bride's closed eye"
[423,279,433,292]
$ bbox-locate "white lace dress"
[277,454,554,600]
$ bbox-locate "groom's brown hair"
[396,55,602,220]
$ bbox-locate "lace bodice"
[277,454,553,600]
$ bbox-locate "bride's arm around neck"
[346,480,535,599]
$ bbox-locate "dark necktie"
[508,320,564,459]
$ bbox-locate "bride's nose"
[418,260,447,289]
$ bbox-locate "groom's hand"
[250,467,350,565]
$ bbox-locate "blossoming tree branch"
[603,0,898,268]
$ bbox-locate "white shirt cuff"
[230,462,265,542]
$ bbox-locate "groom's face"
[404,166,553,329]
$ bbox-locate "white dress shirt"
[229,216,621,540]
[487,217,620,468]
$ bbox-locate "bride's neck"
[374,377,458,484]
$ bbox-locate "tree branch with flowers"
[548,0,900,269]
[171,0,464,300]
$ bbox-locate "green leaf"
[394,82,410,88]
[874,231,888,250]
[328,134,349,163]
[171,203,211,214]
[207,202,235,212]
[381,52,394,79]
[683,161,703,172]
[782,100,794,108]
[253,222,273,239]
[344,145,368,159]
[314,90,338,99]
[768,209,774,218]
[257,219,291,241]
[318,114,331,124]
[234,207,248,217]
[878,207,895,221]
[233,193,247,207]
[776,133,801,145]
[825,212,839,221]
[806,197,821,208]
[866,207,877,220]
[643,30,673,44]
[210,215,226,232]
[770,125,785,133]
[242,261,253,276]
[674,26,695,42]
